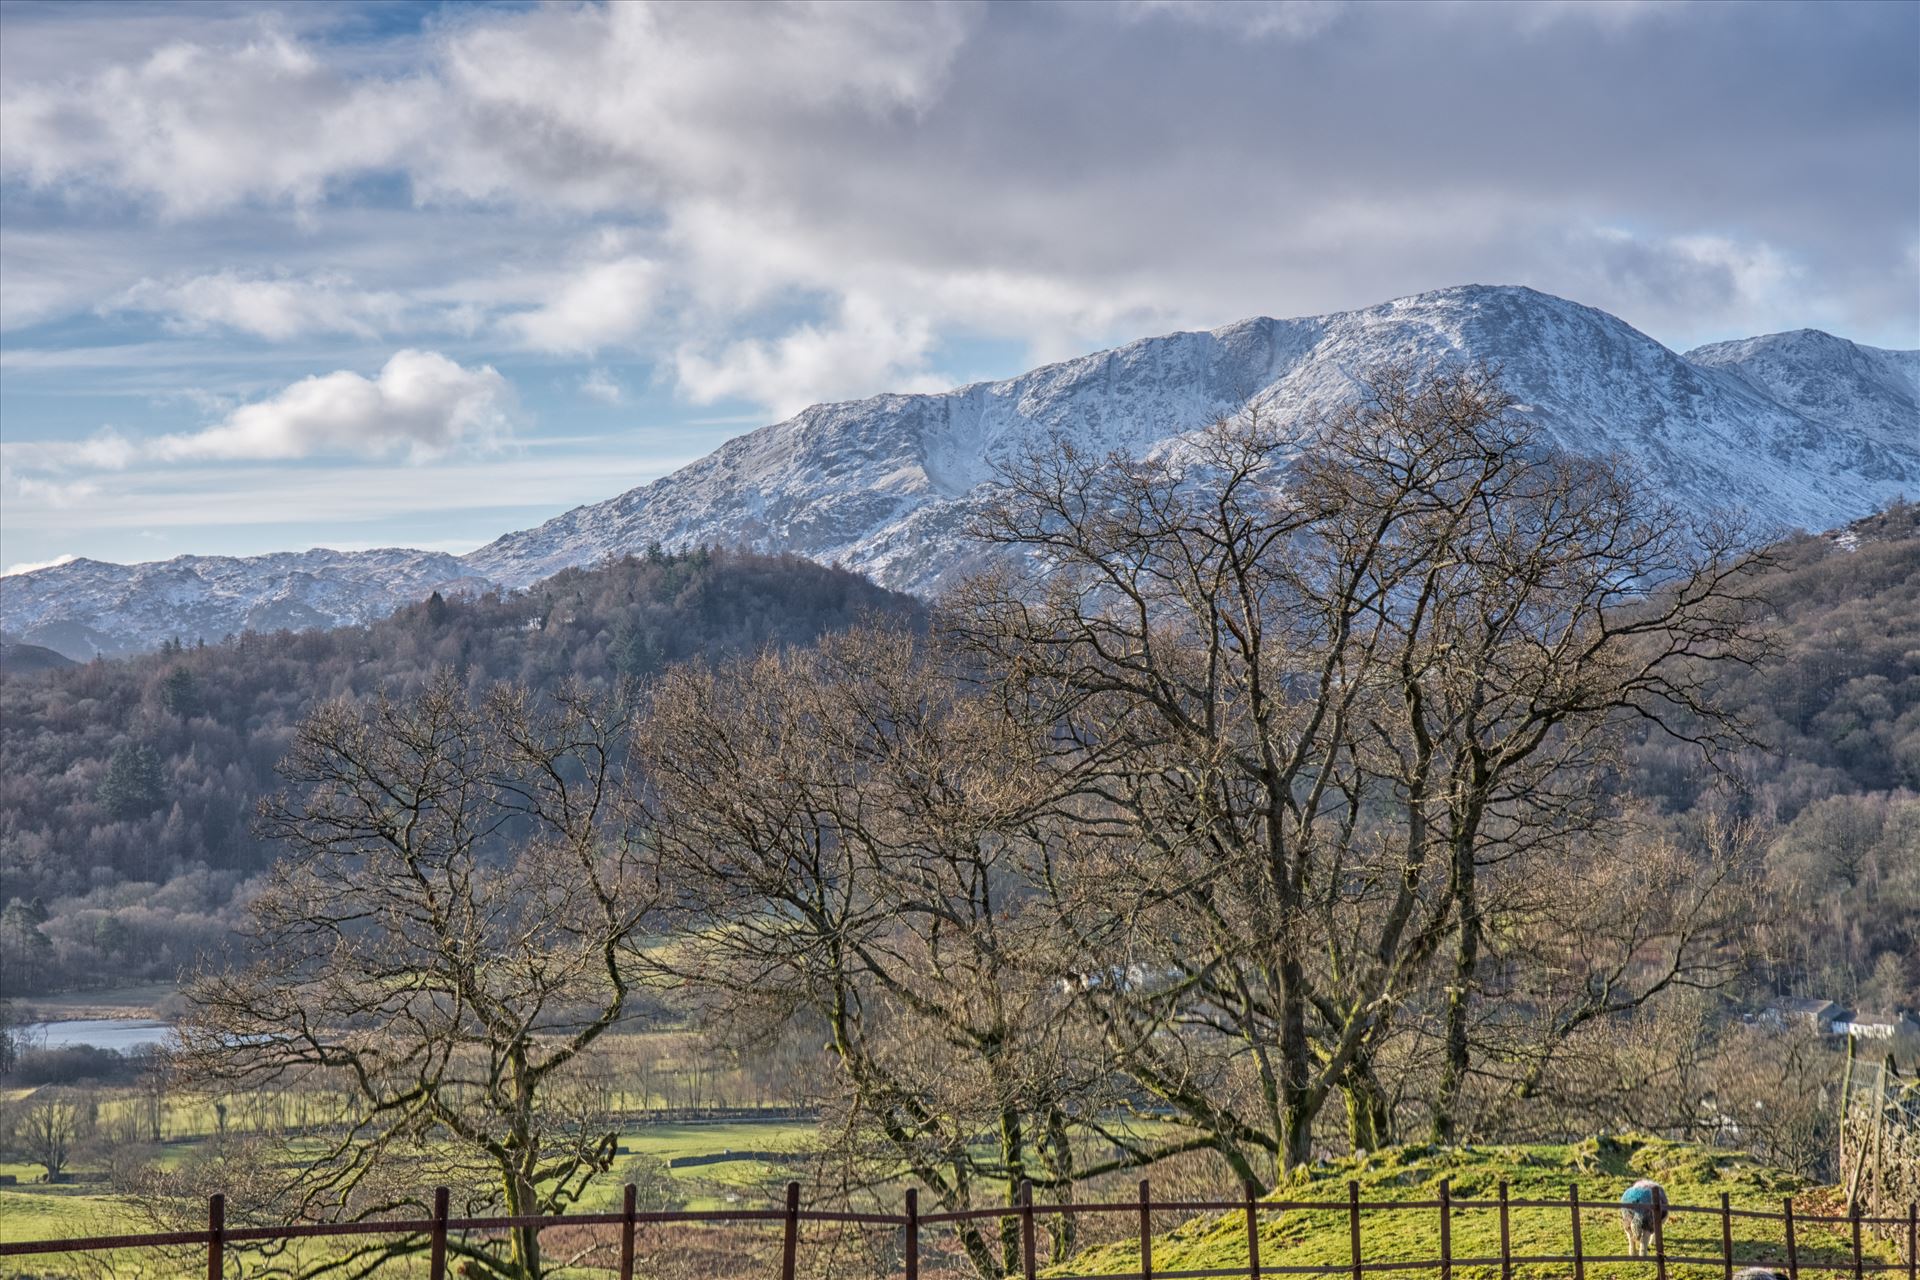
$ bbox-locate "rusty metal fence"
[3,1177,1917,1278]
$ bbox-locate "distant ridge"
[0,642,78,676]
[6,285,1915,659]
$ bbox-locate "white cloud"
[579,369,625,406]
[503,256,659,353]
[116,271,411,340]
[6,475,101,509]
[5,351,515,476]
[1,552,77,577]
[673,295,949,420]
[3,431,141,473]
[0,31,423,216]
[152,350,514,463]
[0,4,975,215]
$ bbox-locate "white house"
[1834,1011,1920,1040]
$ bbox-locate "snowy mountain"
[6,286,1916,659]
[1685,328,1920,463]
[0,549,485,659]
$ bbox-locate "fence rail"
[3,1178,1916,1278]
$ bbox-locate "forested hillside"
[0,549,922,994]
[1625,502,1920,1012]
[1,509,1914,1010]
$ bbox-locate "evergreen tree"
[98,742,166,819]
[0,900,54,992]
[159,666,202,719]
[610,617,656,680]
[93,913,130,958]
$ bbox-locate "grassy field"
[0,1116,820,1243]
[1058,1135,1903,1279]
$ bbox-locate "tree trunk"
[1432,854,1480,1144]
[998,1098,1025,1277]
[1343,1050,1394,1153]
[1279,956,1316,1171]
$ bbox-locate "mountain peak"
[8,287,1916,659]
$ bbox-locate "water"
[19,1018,173,1053]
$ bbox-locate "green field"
[0,1116,820,1243]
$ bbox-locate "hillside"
[2,510,1913,1009]
[0,643,75,675]
[1063,1137,1900,1279]
[0,548,483,660]
[0,549,923,995]
[6,285,1916,659]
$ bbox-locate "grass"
[1056,1135,1903,1278]
[0,1115,822,1256]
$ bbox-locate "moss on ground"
[1056,1136,1900,1279]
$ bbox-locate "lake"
[20,1018,174,1053]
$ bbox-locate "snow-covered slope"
[464,285,1918,591]
[1686,328,1920,465]
[7,285,1915,658]
[0,549,485,658]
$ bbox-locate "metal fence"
[3,1177,1917,1279]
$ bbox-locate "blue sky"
[2,0,1915,574]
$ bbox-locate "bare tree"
[173,671,662,1280]
[1420,812,1770,1140]
[639,627,1168,1277]
[949,363,1769,1176]
[16,1093,77,1181]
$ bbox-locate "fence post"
[1784,1196,1800,1280]
[1349,1180,1363,1280]
[207,1193,224,1280]
[1139,1178,1154,1280]
[1497,1181,1512,1280]
[1245,1187,1261,1280]
[1439,1178,1453,1280]
[905,1187,919,1280]
[1721,1191,1734,1280]
[1907,1201,1916,1280]
[1852,1200,1865,1280]
[1570,1183,1585,1280]
[619,1182,636,1280]
[780,1181,800,1280]
[1021,1180,1038,1280]
[430,1186,449,1280]
[1655,1199,1669,1280]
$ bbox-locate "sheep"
[1618,1178,1670,1257]
[1732,1271,1788,1280]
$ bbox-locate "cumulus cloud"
[7,351,515,474]
[154,350,514,462]
[674,295,949,420]
[0,30,422,216]
[503,256,659,353]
